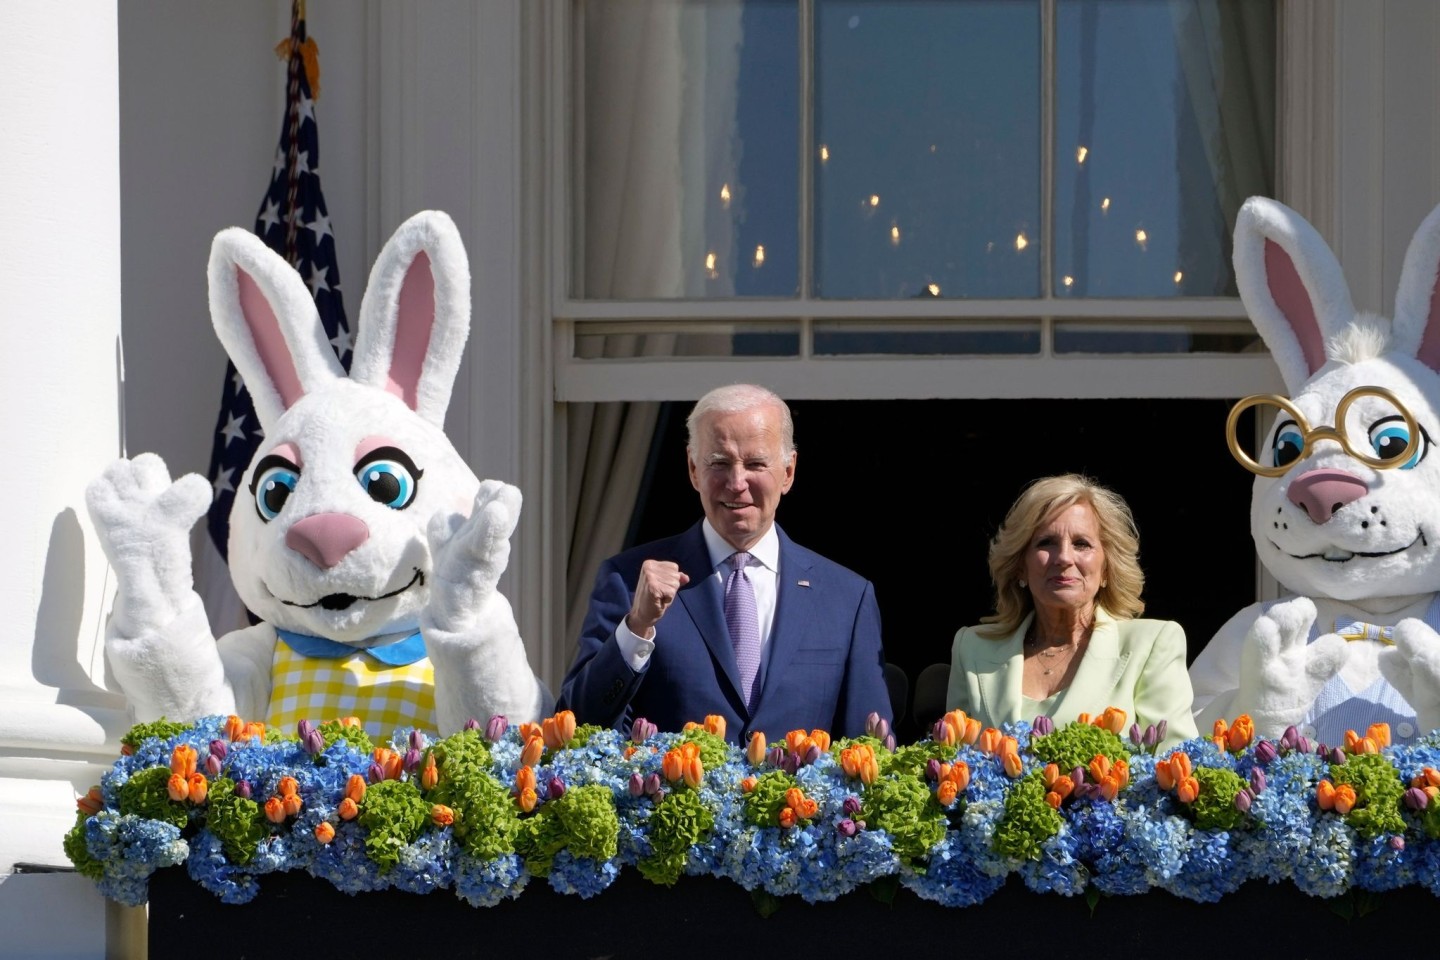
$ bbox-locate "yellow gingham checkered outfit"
[266,632,437,736]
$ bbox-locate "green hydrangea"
[743,771,798,827]
[117,766,189,828]
[1030,722,1127,773]
[315,719,373,755]
[516,784,619,876]
[569,723,606,749]
[883,741,955,779]
[1331,752,1406,839]
[421,729,492,789]
[63,812,103,881]
[637,789,714,886]
[992,771,1062,862]
[428,767,519,861]
[1189,766,1249,831]
[358,779,431,872]
[205,778,267,864]
[120,719,192,753]
[678,729,731,771]
[860,775,945,865]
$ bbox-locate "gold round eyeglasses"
[1226,386,1420,477]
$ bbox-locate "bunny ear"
[208,228,345,428]
[350,211,470,426]
[1390,202,1440,371]
[1233,197,1356,394]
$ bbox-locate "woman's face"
[1024,502,1107,619]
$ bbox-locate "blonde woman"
[947,475,1197,748]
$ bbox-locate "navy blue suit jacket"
[558,523,892,742]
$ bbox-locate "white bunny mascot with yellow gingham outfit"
[1190,197,1440,746]
[87,211,551,736]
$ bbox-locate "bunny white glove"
[1235,597,1348,739]
[1378,619,1440,737]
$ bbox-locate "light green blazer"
[946,606,1198,749]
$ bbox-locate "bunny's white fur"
[1190,197,1440,742]
[86,211,551,734]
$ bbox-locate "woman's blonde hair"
[978,474,1145,637]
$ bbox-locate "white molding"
[1277,0,1337,236]
[555,297,1251,321]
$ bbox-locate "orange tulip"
[960,716,982,745]
[680,742,700,761]
[747,732,767,766]
[785,788,807,812]
[1424,785,1440,803]
[683,756,704,790]
[224,715,246,741]
[948,761,972,793]
[1042,763,1061,788]
[187,773,209,805]
[860,754,880,786]
[1176,776,1200,804]
[1367,723,1391,749]
[1001,744,1023,778]
[264,796,287,823]
[171,744,198,778]
[282,793,303,817]
[555,710,576,744]
[798,797,819,818]
[978,727,1003,756]
[542,717,564,751]
[841,748,860,778]
[242,722,266,742]
[1098,707,1128,735]
[76,786,104,816]
[1226,715,1254,752]
[1045,791,1063,810]
[517,787,538,813]
[662,749,685,783]
[1156,759,1177,791]
[337,716,362,728]
[518,722,543,744]
[938,780,959,805]
[1423,767,1440,789]
[623,746,637,759]
[1344,730,1362,753]
[786,729,809,754]
[1098,774,1121,802]
[1113,758,1130,790]
[1333,783,1358,815]
[420,754,440,790]
[338,797,359,821]
[1169,752,1192,780]
[314,821,336,844]
[705,715,727,739]
[778,807,797,828]
[1088,755,1113,783]
[345,775,367,804]
[683,721,701,732]
[374,748,403,781]
[520,736,544,768]
[1051,774,1074,801]
[809,730,831,752]
[1076,712,1092,726]
[515,766,537,794]
[431,804,455,827]
[1316,780,1337,810]
[936,716,959,748]
[741,776,758,794]
[166,774,189,802]
[277,776,299,798]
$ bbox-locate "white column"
[0,1,133,946]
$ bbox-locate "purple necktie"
[724,551,762,709]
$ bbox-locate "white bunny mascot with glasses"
[86,211,551,736]
[1190,197,1440,746]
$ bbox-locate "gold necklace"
[1025,624,1086,676]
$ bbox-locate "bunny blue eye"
[354,447,423,510]
[1271,422,1304,469]
[1368,416,1427,469]
[250,456,301,522]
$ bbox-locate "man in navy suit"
[558,385,892,742]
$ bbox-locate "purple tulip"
[1404,786,1430,811]
[1143,725,1159,749]
[1155,720,1168,744]
[925,759,943,783]
[630,718,658,743]
[235,779,253,800]
[932,719,949,742]
[403,748,422,773]
[1129,723,1142,746]
[1249,767,1267,794]
[484,715,507,742]
[1254,740,1278,766]
[1031,715,1054,737]
[208,739,228,761]
[803,744,823,766]
[1234,789,1253,814]
[302,729,325,756]
[1071,782,1093,800]
[205,755,223,777]
[836,818,859,838]
[297,719,316,741]
[464,717,482,732]
[644,773,663,797]
[781,753,801,775]
[628,773,645,798]
[1328,747,1347,765]
[843,796,863,816]
[1296,736,1310,755]
[367,762,385,783]
[865,712,889,740]
[547,777,567,800]
[766,746,785,768]
[1280,726,1300,751]
[1071,765,1087,786]
[409,730,428,752]
[1390,835,1406,851]
[884,734,897,752]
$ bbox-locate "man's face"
[687,405,797,551]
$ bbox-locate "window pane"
[1053,319,1261,354]
[813,320,1040,355]
[573,323,800,358]
[580,0,799,299]
[1054,0,1275,297]
[815,1,1042,299]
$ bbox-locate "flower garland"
[64,708,1440,908]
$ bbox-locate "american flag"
[201,3,351,628]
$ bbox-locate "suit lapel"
[976,616,1028,726]
[1051,607,1127,723]
[756,529,814,715]
[672,524,745,705]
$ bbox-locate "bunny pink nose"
[285,513,370,569]
[1286,468,1369,524]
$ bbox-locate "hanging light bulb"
[1062,275,1074,288]
[926,282,941,296]
[869,194,880,208]
[1015,232,1029,252]
[719,184,731,208]
[890,224,901,246]
[705,251,719,279]
[819,145,830,162]
[1173,270,1184,284]
[1101,197,1111,213]
[1076,145,1088,164]
[753,245,766,268]
[1134,228,1148,251]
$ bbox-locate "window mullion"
[799,0,815,309]
[1041,0,1056,303]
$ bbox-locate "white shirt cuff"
[615,619,655,671]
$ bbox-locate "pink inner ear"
[1417,265,1440,371]
[237,267,305,409]
[1264,239,1327,376]
[387,251,436,411]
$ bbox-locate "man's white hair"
[686,384,795,465]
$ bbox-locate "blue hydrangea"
[454,852,527,907]
[547,851,620,898]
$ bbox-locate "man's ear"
[686,446,701,492]
[781,448,797,493]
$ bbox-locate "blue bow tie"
[275,628,429,665]
[1333,618,1396,646]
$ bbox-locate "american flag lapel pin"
[797,579,811,588]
